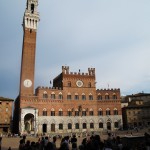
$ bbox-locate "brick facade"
[0,97,13,133]
[13,0,122,135]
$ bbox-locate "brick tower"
[19,0,40,96]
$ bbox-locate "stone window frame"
[89,108,94,116]
[51,92,55,99]
[82,109,86,116]
[58,108,63,116]
[97,93,102,100]
[58,92,63,100]
[106,108,111,115]
[67,93,72,100]
[68,109,72,116]
[112,93,117,99]
[89,93,93,100]
[68,123,72,129]
[59,123,63,130]
[105,93,110,100]
[82,93,86,100]
[74,93,79,100]
[51,108,55,116]
[43,91,48,98]
[42,108,47,116]
[113,108,118,115]
[98,108,103,116]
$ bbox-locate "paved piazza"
[1,130,148,150]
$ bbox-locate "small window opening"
[31,4,34,13]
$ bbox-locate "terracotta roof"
[0,97,14,101]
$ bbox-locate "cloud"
[0,0,150,98]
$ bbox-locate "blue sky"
[0,0,150,99]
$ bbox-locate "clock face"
[23,79,32,88]
[76,80,83,87]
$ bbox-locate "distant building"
[122,93,150,129]
[0,97,13,133]
[123,93,150,103]
[13,0,122,135]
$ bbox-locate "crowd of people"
[17,132,150,150]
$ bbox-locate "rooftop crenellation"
[97,88,120,91]
[62,66,95,76]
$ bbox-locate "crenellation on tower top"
[62,66,69,74]
[88,68,95,75]
[23,0,40,30]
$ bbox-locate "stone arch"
[98,108,103,111]
[59,108,63,111]
[74,119,79,124]
[81,119,87,123]
[67,119,73,124]
[41,119,48,124]
[50,119,56,124]
[51,108,55,111]
[98,118,104,123]
[89,119,94,123]
[24,113,34,132]
[59,119,64,124]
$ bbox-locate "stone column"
[47,124,50,134]
[38,124,42,134]
[103,122,107,131]
[111,122,114,131]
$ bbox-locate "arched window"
[82,109,86,116]
[114,108,118,115]
[67,93,71,100]
[43,108,47,116]
[89,109,94,116]
[59,123,63,130]
[58,93,63,99]
[68,81,71,87]
[112,93,117,99]
[83,123,87,129]
[51,92,55,99]
[59,109,63,116]
[89,93,93,100]
[97,93,102,100]
[75,123,79,129]
[75,109,79,116]
[114,121,119,128]
[68,123,72,129]
[98,108,103,116]
[106,108,111,115]
[90,123,94,129]
[51,108,55,116]
[74,93,79,100]
[105,93,109,100]
[82,93,86,100]
[31,4,34,13]
[88,82,91,88]
[43,91,48,98]
[99,122,103,128]
[68,109,72,116]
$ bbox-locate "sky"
[0,0,150,99]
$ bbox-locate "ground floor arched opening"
[24,113,34,133]
[107,122,111,130]
[51,123,55,132]
[42,124,47,133]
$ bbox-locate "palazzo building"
[13,0,122,135]
[0,97,13,133]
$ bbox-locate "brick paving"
[1,130,148,150]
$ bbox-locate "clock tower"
[20,0,40,96]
